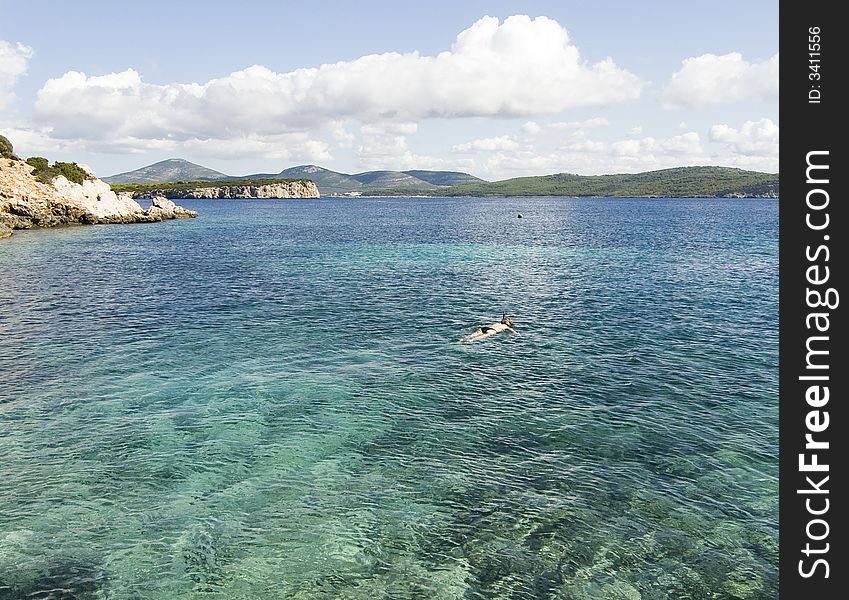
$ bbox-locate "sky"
[0,0,778,180]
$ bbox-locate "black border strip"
[779,1,846,595]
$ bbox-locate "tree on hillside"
[0,134,18,160]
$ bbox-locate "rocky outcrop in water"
[147,196,199,219]
[0,158,197,237]
[133,180,320,199]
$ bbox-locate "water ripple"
[0,197,777,598]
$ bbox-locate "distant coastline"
[329,167,778,198]
[327,194,780,200]
[112,179,320,200]
[107,159,779,199]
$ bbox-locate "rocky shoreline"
[1,158,197,238]
[129,180,320,200]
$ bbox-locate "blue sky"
[1,1,778,179]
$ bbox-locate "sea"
[0,196,778,599]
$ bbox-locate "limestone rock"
[152,196,178,211]
[134,180,320,200]
[146,195,198,220]
[0,158,197,236]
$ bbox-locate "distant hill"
[273,166,483,195]
[402,170,483,186]
[440,167,778,198]
[104,160,777,198]
[107,178,319,199]
[351,170,437,190]
[105,160,483,195]
[107,160,487,195]
[274,165,364,195]
[104,159,227,184]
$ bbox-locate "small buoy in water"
[517,213,524,218]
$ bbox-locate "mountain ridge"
[441,166,779,198]
[104,160,778,198]
[104,161,486,195]
[104,159,227,184]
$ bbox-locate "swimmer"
[462,313,516,342]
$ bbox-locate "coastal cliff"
[129,180,320,199]
[1,158,196,238]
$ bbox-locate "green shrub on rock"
[0,134,18,160]
[26,156,58,183]
[26,156,50,171]
[54,162,91,185]
[25,157,92,185]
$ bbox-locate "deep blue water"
[0,197,777,599]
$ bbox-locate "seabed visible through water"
[0,196,778,599]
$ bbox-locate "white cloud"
[610,139,640,157]
[451,120,778,179]
[709,118,778,157]
[355,122,425,169]
[5,121,332,165]
[458,129,716,179]
[356,130,473,172]
[611,131,705,158]
[480,150,563,177]
[0,40,33,109]
[662,52,778,109]
[521,121,541,136]
[0,122,76,153]
[182,134,332,162]
[30,15,641,155]
[452,135,521,153]
[360,122,418,136]
[557,138,606,153]
[330,121,356,148]
[548,117,609,130]
[356,130,414,169]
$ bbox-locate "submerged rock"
[0,557,105,600]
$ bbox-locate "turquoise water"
[0,197,777,599]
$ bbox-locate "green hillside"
[440,167,778,197]
[104,159,489,196]
[350,170,437,190]
[275,165,363,195]
[106,161,778,198]
[402,170,483,186]
[104,159,227,184]
[109,178,308,195]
